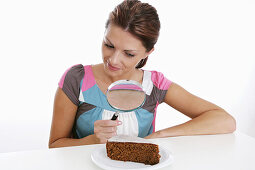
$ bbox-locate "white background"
[0,0,254,153]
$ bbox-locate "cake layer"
[106,135,160,165]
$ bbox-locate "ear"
[144,47,154,59]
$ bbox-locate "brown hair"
[105,0,160,68]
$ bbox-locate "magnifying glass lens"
[106,80,146,112]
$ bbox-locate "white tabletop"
[1,131,255,170]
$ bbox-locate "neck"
[99,64,141,84]
[108,69,138,83]
[94,63,143,85]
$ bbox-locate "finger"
[94,126,117,133]
[102,126,117,133]
[95,132,117,143]
[102,132,117,139]
[95,120,122,127]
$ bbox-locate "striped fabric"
[58,64,171,138]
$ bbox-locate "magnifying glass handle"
[111,112,119,120]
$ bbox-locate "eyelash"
[104,43,135,57]
[126,53,135,57]
[104,43,114,49]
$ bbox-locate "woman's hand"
[93,120,122,144]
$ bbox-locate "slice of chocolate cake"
[106,135,161,165]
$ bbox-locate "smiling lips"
[107,62,121,71]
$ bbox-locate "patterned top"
[58,64,172,138]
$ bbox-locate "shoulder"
[58,64,87,88]
[66,64,85,75]
[144,69,172,90]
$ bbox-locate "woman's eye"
[104,43,114,49]
[125,53,135,57]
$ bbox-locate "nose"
[109,50,121,65]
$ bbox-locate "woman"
[49,0,236,148]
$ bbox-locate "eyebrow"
[105,37,113,45]
[105,37,139,52]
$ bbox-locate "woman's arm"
[49,88,94,148]
[49,88,120,148]
[145,82,236,139]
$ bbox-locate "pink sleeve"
[58,64,84,106]
[58,66,75,88]
[151,71,172,90]
[151,71,172,103]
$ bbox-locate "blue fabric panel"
[82,85,116,112]
[135,108,154,138]
[76,107,103,138]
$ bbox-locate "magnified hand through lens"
[106,80,146,120]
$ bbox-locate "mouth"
[107,62,121,71]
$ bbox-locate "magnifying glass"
[106,80,146,120]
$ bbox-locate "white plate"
[91,144,174,170]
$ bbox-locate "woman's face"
[102,24,153,78]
